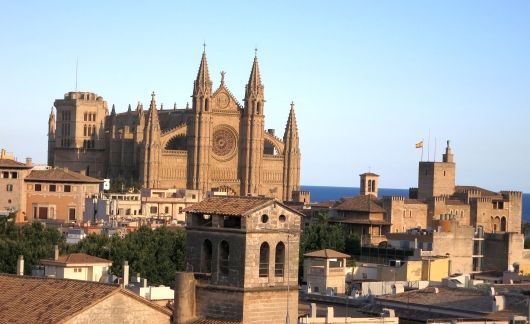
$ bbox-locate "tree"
[0,213,66,274]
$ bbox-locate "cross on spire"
[254,47,258,58]
[220,70,226,84]
[203,42,206,53]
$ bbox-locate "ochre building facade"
[48,51,300,201]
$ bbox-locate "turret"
[243,51,265,115]
[282,102,301,201]
[47,106,56,166]
[192,48,212,111]
[443,140,453,163]
[240,52,266,196]
[187,49,213,192]
[141,92,161,188]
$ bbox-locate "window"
[275,242,285,277]
[219,241,229,276]
[150,206,158,214]
[259,242,270,277]
[165,206,169,214]
[261,214,269,223]
[35,184,42,191]
[49,184,56,192]
[179,207,183,213]
[500,217,507,232]
[2,171,8,178]
[11,172,17,179]
[68,208,76,221]
[64,185,71,192]
[6,184,13,192]
[201,240,213,273]
[38,207,48,219]
[279,215,286,223]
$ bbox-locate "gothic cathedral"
[47,50,301,201]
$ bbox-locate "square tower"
[360,172,379,197]
[175,196,302,323]
[417,141,456,199]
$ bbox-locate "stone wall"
[242,289,298,324]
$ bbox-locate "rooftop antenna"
[75,58,79,91]
[434,137,437,162]
[427,129,431,161]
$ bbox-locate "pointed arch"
[500,216,507,232]
[219,240,229,276]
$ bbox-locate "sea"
[300,185,530,222]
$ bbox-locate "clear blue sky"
[1,1,529,192]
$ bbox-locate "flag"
[415,141,424,149]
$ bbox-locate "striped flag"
[415,141,424,149]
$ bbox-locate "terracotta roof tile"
[184,196,275,216]
[334,195,386,213]
[0,159,32,169]
[359,172,379,177]
[25,168,102,183]
[330,218,391,225]
[41,253,112,266]
[0,273,119,323]
[304,249,350,259]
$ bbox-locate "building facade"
[174,196,302,323]
[48,51,301,201]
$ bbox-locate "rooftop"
[304,248,350,259]
[184,196,297,217]
[25,168,102,183]
[334,195,386,213]
[0,158,32,169]
[455,186,501,198]
[41,253,112,266]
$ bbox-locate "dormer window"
[261,214,269,223]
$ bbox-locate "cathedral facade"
[47,51,301,201]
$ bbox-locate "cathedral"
[47,50,301,201]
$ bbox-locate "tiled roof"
[334,195,386,213]
[304,248,350,259]
[330,218,391,225]
[0,273,119,323]
[25,168,102,183]
[0,273,171,323]
[455,185,500,197]
[184,196,275,216]
[0,159,31,169]
[359,172,379,177]
[41,253,112,266]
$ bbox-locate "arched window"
[493,216,501,232]
[275,242,285,277]
[219,240,229,276]
[367,180,372,192]
[500,217,507,232]
[257,102,261,115]
[371,180,376,192]
[205,99,209,111]
[201,239,212,273]
[259,242,269,277]
[83,125,87,136]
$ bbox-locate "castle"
[47,50,300,201]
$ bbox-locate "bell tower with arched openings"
[360,172,379,197]
[175,196,302,324]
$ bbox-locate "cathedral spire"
[147,91,160,136]
[193,48,212,97]
[283,102,299,143]
[245,52,264,99]
[110,104,116,116]
[48,106,56,135]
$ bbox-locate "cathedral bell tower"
[240,52,265,196]
[187,48,213,193]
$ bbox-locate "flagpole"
[421,139,424,161]
[434,137,437,162]
[427,129,431,161]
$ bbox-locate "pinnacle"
[194,50,212,96]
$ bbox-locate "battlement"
[473,197,492,203]
[63,91,103,101]
[433,196,448,202]
[384,196,405,202]
[501,191,522,199]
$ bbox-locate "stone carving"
[212,126,236,158]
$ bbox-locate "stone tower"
[177,196,302,323]
[140,92,161,188]
[282,102,301,201]
[51,92,108,177]
[240,54,265,197]
[187,49,213,193]
[360,172,379,197]
[417,140,456,199]
[47,107,56,166]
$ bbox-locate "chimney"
[54,245,59,261]
[16,255,24,276]
[25,158,32,167]
[122,260,129,288]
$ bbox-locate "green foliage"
[110,176,142,193]
[0,213,66,275]
[70,226,186,287]
[299,212,359,278]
